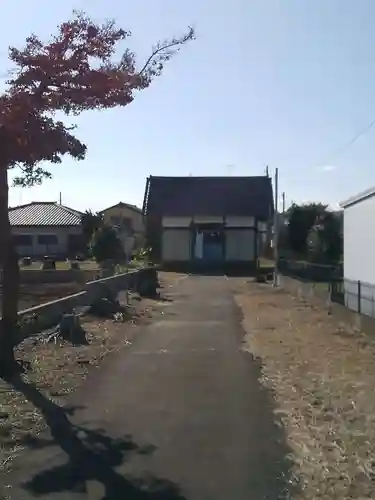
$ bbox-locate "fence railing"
[278,260,375,319]
[330,279,345,305]
[278,259,343,283]
[338,278,375,318]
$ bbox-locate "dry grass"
[20,260,99,271]
[234,281,375,500]
[0,291,159,471]
[258,257,275,268]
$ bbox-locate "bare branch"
[138,27,195,77]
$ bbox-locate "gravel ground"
[234,280,375,500]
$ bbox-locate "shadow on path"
[5,375,186,499]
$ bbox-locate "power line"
[319,116,375,166]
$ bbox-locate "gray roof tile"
[9,202,83,226]
[144,176,274,219]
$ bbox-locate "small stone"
[76,359,90,365]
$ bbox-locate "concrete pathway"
[3,274,291,499]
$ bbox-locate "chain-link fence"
[278,259,342,282]
[276,259,375,319]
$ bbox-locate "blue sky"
[3,0,375,211]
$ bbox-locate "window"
[68,234,84,253]
[37,234,58,245]
[110,216,134,234]
[122,217,133,228]
[110,216,121,226]
[13,234,32,246]
[120,217,134,234]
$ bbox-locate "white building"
[340,187,375,316]
[9,201,84,258]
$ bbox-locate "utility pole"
[59,192,62,205]
[273,168,279,287]
[265,165,269,177]
[282,191,286,213]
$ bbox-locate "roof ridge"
[9,201,57,211]
[100,201,142,214]
[150,175,270,180]
[57,203,84,217]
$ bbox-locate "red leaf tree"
[0,11,194,374]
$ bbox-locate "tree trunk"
[0,166,19,376]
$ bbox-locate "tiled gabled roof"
[9,202,83,226]
[100,202,142,215]
[144,176,274,219]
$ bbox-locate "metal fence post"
[357,280,361,314]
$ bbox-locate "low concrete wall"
[279,274,375,335]
[14,267,158,344]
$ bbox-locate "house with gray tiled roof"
[9,201,84,258]
[143,175,274,271]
